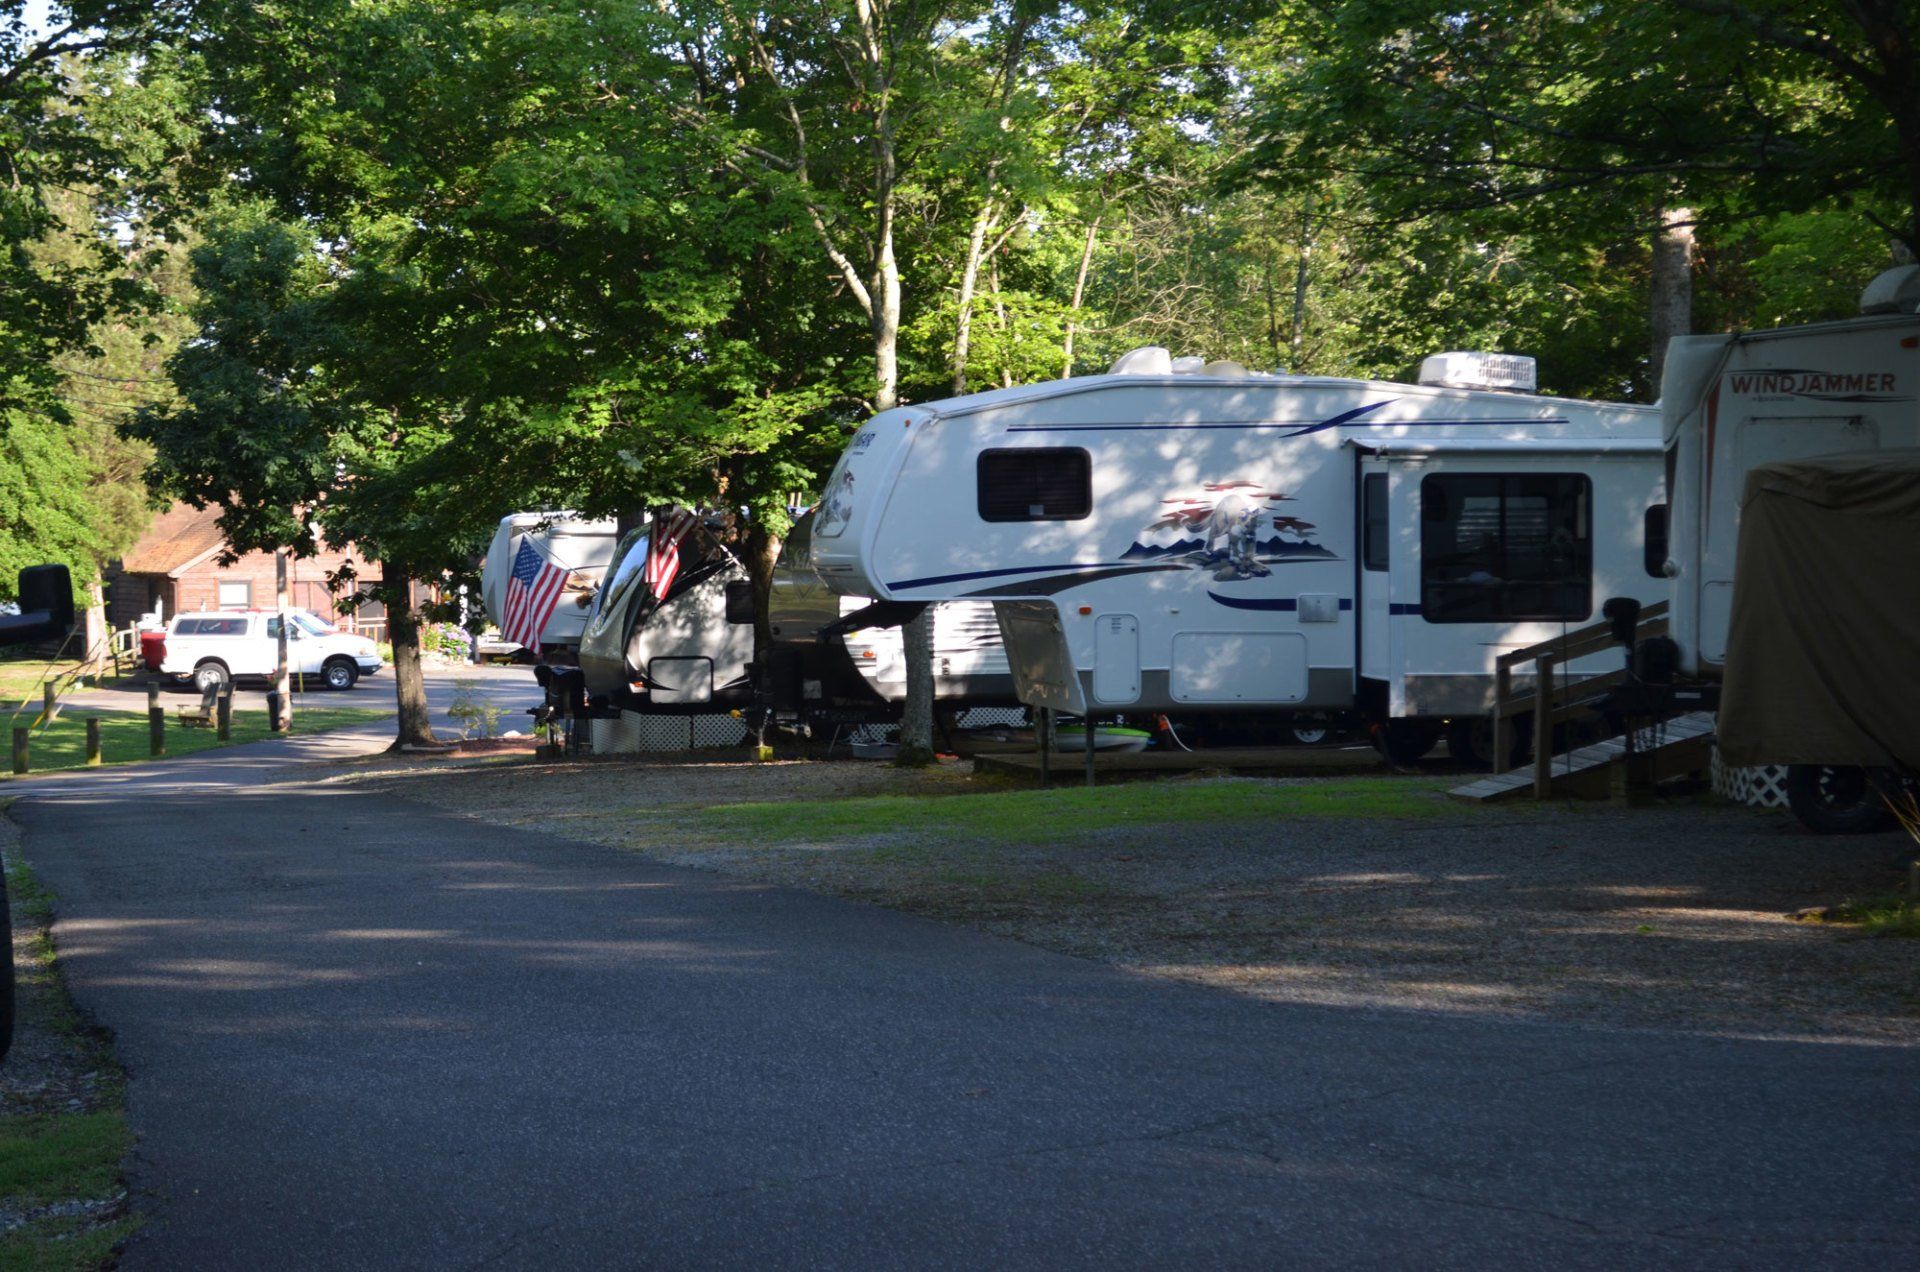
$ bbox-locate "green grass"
[693,776,1456,847]
[1806,893,1920,938]
[2,857,138,1270]
[0,1115,131,1205]
[0,707,386,777]
[0,658,122,711]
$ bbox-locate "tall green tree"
[1239,2,1920,385]
[0,16,191,604]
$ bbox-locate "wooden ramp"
[1449,712,1717,802]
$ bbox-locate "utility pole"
[274,547,293,731]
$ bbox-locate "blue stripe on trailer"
[888,561,1120,591]
[1205,593,1355,611]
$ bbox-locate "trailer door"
[1358,460,1393,682]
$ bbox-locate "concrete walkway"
[6,747,1918,1268]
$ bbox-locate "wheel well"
[323,654,354,666]
[194,658,229,671]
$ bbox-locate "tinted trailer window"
[1420,474,1591,622]
[977,448,1092,521]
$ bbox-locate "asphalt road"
[6,744,1918,1267]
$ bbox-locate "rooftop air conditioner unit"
[1417,351,1538,393]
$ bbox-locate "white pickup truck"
[153,609,385,692]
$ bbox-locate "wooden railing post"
[12,726,28,775]
[148,682,165,758]
[42,681,58,725]
[1492,661,1512,773]
[85,716,102,766]
[216,686,232,741]
[1532,653,1556,798]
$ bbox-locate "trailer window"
[977,448,1091,522]
[1643,504,1668,578]
[1420,474,1591,622]
[1362,474,1388,571]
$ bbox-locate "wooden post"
[1084,717,1097,788]
[275,548,292,731]
[42,681,58,725]
[1531,654,1555,799]
[85,716,101,766]
[1038,707,1052,787]
[148,681,165,757]
[1492,661,1512,774]
[216,686,232,741]
[12,726,27,775]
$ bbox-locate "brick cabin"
[104,503,385,633]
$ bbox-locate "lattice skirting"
[1711,746,1790,808]
[591,712,749,754]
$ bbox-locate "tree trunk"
[386,571,437,749]
[872,236,901,412]
[894,607,936,767]
[1290,199,1315,370]
[83,580,107,674]
[1061,217,1100,379]
[952,198,997,395]
[744,517,781,661]
[1649,207,1695,397]
[989,258,1013,388]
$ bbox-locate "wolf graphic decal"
[1119,480,1338,579]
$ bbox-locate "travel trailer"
[1656,265,1920,677]
[761,510,1018,726]
[480,513,620,658]
[573,506,1018,726]
[805,346,1669,762]
[577,512,757,713]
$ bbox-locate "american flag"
[644,509,699,601]
[501,539,569,655]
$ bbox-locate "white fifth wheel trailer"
[480,512,620,658]
[1655,265,1920,678]
[805,347,1669,761]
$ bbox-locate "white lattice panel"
[592,712,747,754]
[1711,746,1789,808]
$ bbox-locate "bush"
[445,678,503,739]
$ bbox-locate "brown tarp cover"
[1718,449,1920,770]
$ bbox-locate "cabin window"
[1643,503,1669,578]
[1362,474,1388,572]
[1419,473,1591,623]
[977,448,1092,522]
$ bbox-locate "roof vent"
[1170,355,1207,374]
[1860,264,1920,315]
[1204,360,1251,377]
[1108,346,1172,375]
[1417,351,1537,393]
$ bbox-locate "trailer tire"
[1375,719,1442,766]
[1785,765,1894,835]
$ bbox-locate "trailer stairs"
[1448,602,1717,802]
